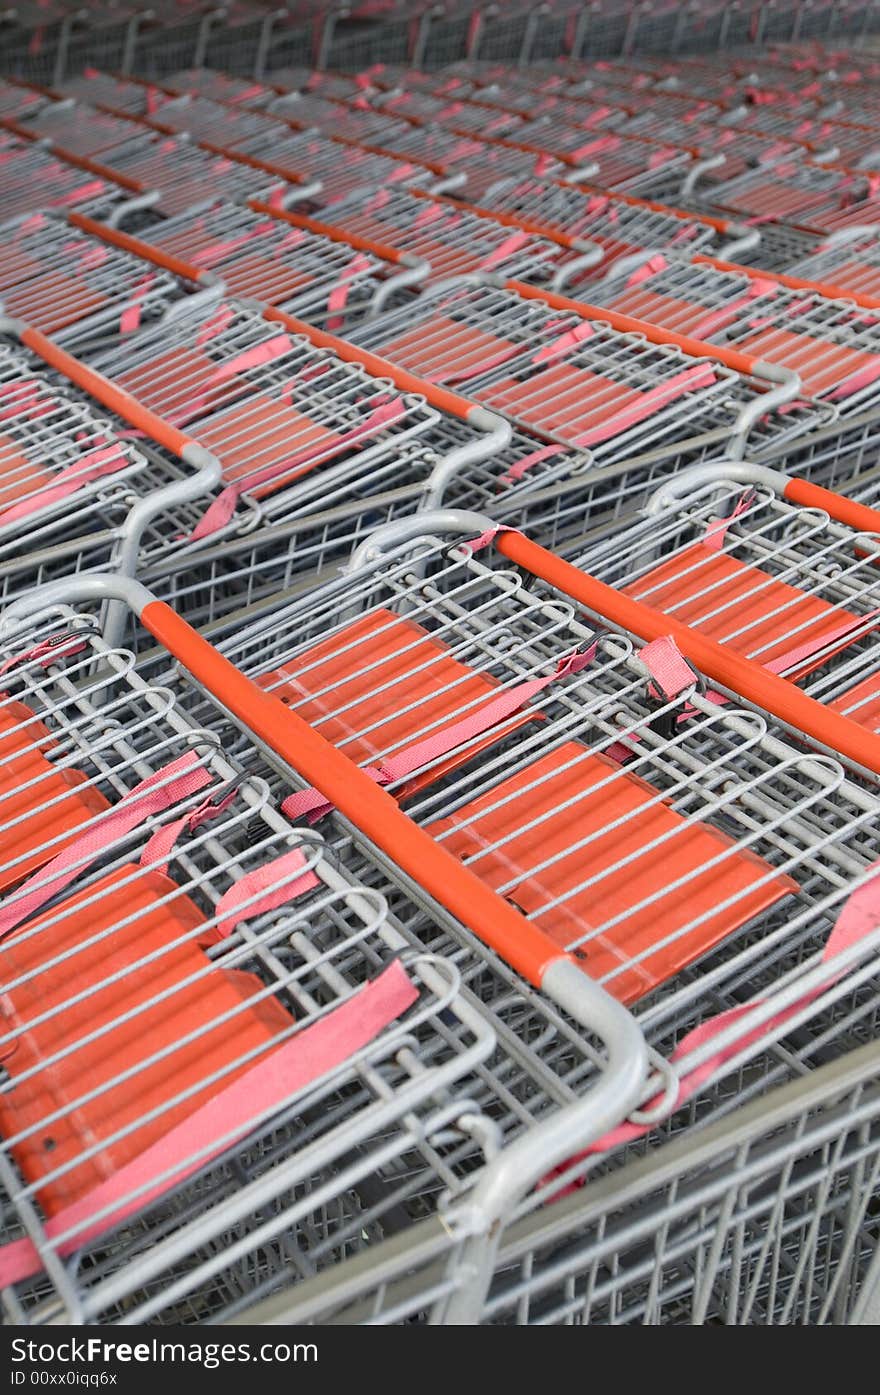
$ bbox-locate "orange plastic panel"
[0,865,292,1214]
[733,326,880,398]
[428,741,796,1003]
[113,345,246,421]
[486,362,641,436]
[373,315,517,380]
[198,392,339,496]
[0,702,109,893]
[3,273,105,334]
[258,609,537,797]
[601,288,710,331]
[626,544,864,677]
[0,434,54,509]
[829,673,880,732]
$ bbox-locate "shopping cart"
[85,509,880,1320]
[96,131,314,220]
[71,296,509,627]
[0,596,503,1324]
[0,211,213,351]
[582,252,880,423]
[0,80,49,122]
[159,68,275,106]
[564,460,880,721]
[0,132,138,227]
[129,199,428,327]
[17,99,142,160]
[54,70,172,118]
[475,177,759,270]
[786,227,880,300]
[290,185,603,290]
[229,125,445,206]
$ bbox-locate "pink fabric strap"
[139,785,240,874]
[0,960,417,1288]
[624,252,668,287]
[280,645,596,825]
[573,363,717,448]
[638,635,699,701]
[0,634,88,679]
[499,441,567,488]
[479,230,533,272]
[120,274,155,336]
[533,320,594,366]
[326,252,372,332]
[204,847,321,945]
[701,488,757,551]
[436,340,523,386]
[690,278,777,341]
[190,227,265,270]
[189,395,405,541]
[0,753,213,944]
[168,334,294,428]
[0,446,132,527]
[547,861,880,1191]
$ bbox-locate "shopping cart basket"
[0,80,49,122]
[0,597,503,1324]
[54,70,171,118]
[0,132,137,227]
[291,185,603,290]
[72,296,508,628]
[17,99,142,160]
[230,125,445,206]
[96,131,314,221]
[475,177,759,273]
[132,199,428,327]
[0,211,214,351]
[786,226,880,300]
[86,512,880,1316]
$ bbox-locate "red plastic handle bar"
[506,279,774,378]
[140,598,567,986]
[67,211,208,284]
[248,199,405,265]
[693,253,880,312]
[263,306,479,421]
[19,327,194,458]
[493,530,880,776]
[783,478,880,533]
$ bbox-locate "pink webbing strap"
[55,181,106,208]
[280,645,596,825]
[196,303,236,346]
[546,861,880,1192]
[326,252,372,332]
[0,753,213,944]
[638,635,699,701]
[499,441,568,488]
[624,252,668,288]
[0,445,133,527]
[830,356,880,402]
[189,396,405,541]
[532,320,594,366]
[167,334,294,427]
[760,606,880,679]
[436,340,523,386]
[204,847,321,944]
[120,273,156,336]
[0,634,88,679]
[189,226,266,270]
[139,785,240,874]
[412,200,445,230]
[573,363,717,448]
[701,488,757,551]
[0,959,417,1288]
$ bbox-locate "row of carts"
[2,2,880,87]
[0,35,879,1326]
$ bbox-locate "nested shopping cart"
[95,130,314,220]
[0,210,217,351]
[345,276,824,547]
[86,506,880,1320]
[229,126,446,206]
[55,70,171,118]
[17,99,142,160]
[474,177,759,272]
[0,80,48,122]
[160,68,275,106]
[143,92,288,150]
[131,200,428,327]
[287,184,603,290]
[692,160,880,267]
[0,597,507,1325]
[72,296,508,628]
[787,227,880,299]
[0,132,137,227]
[582,252,880,435]
[564,460,880,728]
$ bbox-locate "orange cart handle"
[263,306,483,421]
[493,529,880,777]
[67,212,209,284]
[0,118,144,192]
[407,186,586,249]
[506,278,781,378]
[140,597,568,987]
[783,478,880,533]
[693,253,880,312]
[196,139,307,183]
[248,199,407,265]
[19,327,195,458]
